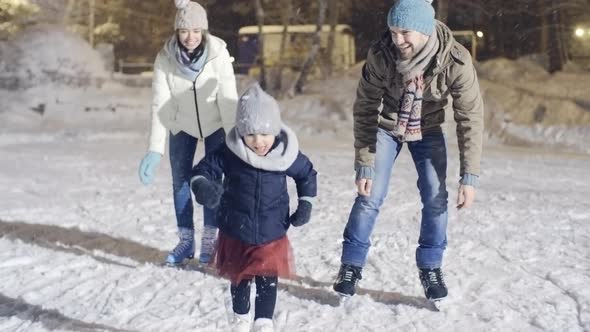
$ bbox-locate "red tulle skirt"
[214,232,295,285]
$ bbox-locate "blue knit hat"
[387,0,435,36]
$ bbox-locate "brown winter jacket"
[353,21,484,177]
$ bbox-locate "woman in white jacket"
[138,0,238,266]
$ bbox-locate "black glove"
[191,177,223,209]
[289,200,312,227]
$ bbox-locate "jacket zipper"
[192,81,204,138]
[254,170,261,244]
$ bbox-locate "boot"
[229,312,251,332]
[199,225,217,264]
[165,227,194,265]
[253,318,274,332]
[333,264,362,297]
[419,267,448,300]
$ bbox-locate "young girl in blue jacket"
[190,83,317,332]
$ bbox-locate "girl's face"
[177,28,203,51]
[244,134,275,156]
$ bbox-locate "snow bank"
[479,57,590,154]
[0,24,108,90]
[477,56,551,82]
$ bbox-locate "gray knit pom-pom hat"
[174,0,208,30]
[235,83,282,137]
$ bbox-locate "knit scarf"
[166,36,208,81]
[392,34,439,142]
[225,124,299,172]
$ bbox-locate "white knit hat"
[174,0,208,30]
[236,83,282,137]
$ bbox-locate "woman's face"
[177,28,203,51]
[244,134,275,156]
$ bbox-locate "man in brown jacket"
[333,0,483,301]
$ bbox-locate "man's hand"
[356,178,373,197]
[457,184,476,209]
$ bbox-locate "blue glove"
[289,200,312,227]
[191,177,224,209]
[138,151,162,185]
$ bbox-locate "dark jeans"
[169,128,225,229]
[231,276,278,320]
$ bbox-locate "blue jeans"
[169,128,225,229]
[341,128,449,269]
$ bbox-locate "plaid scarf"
[392,34,439,142]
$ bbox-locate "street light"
[476,31,484,38]
[575,28,585,38]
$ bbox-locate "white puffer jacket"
[148,34,238,154]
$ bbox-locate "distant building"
[236,24,356,76]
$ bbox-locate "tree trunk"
[291,0,328,95]
[63,0,75,25]
[547,0,564,73]
[435,0,449,24]
[272,0,292,94]
[254,0,267,89]
[88,0,96,47]
[540,13,548,54]
[325,0,339,77]
[558,8,569,64]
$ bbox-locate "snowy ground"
[2,22,589,332]
[1,81,589,332]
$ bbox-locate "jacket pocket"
[172,103,180,121]
[206,86,219,102]
[426,74,449,102]
[421,109,445,128]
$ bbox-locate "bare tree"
[88,0,95,47]
[254,0,267,89]
[290,0,328,95]
[271,0,292,94]
[325,0,339,77]
[62,0,75,25]
[435,0,448,24]
[547,0,566,72]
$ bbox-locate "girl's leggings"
[231,276,278,319]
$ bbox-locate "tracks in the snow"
[0,293,134,332]
[0,219,437,313]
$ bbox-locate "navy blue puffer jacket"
[192,137,317,245]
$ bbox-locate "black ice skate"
[333,264,362,297]
[419,267,448,301]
